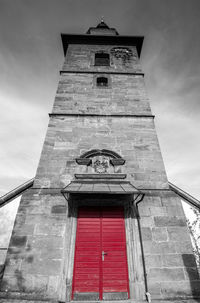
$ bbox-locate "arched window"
[96,77,108,87]
[95,53,110,66]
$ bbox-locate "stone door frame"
[59,195,144,302]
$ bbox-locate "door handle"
[102,251,108,261]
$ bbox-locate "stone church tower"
[0,21,200,303]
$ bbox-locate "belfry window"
[96,77,108,87]
[95,53,110,66]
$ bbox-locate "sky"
[0,0,200,202]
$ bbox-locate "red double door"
[72,206,129,300]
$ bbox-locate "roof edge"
[61,33,144,57]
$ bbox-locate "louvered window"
[95,53,110,66]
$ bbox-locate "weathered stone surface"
[141,227,152,240]
[175,241,194,254]
[162,254,184,267]
[147,281,162,299]
[184,267,200,281]
[150,206,167,216]
[51,205,67,214]
[9,236,27,248]
[34,116,168,189]
[152,227,168,242]
[149,268,185,281]
[27,236,64,250]
[0,251,7,265]
[181,254,197,267]
[145,254,162,268]
[21,259,61,275]
[154,216,186,227]
[160,280,200,298]
[143,241,176,254]
[140,216,154,227]
[168,227,190,241]
[34,223,65,236]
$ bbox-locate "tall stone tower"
[0,22,200,303]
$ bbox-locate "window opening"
[95,53,110,66]
[97,77,108,87]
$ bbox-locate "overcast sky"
[0,0,200,200]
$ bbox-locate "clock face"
[111,47,133,60]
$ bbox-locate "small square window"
[95,53,110,66]
[97,77,108,87]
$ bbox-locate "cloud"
[0,91,48,193]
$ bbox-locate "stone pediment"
[75,149,126,177]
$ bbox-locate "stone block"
[51,205,67,214]
[40,248,63,260]
[34,223,65,236]
[150,206,167,216]
[3,258,22,275]
[0,250,7,265]
[161,196,182,207]
[148,281,162,298]
[47,275,59,296]
[141,227,152,241]
[0,275,20,292]
[28,236,64,250]
[1,273,34,292]
[149,268,185,281]
[168,227,190,241]
[21,259,61,275]
[137,205,150,216]
[160,280,200,298]
[140,217,154,228]
[152,227,168,242]
[182,254,197,267]
[143,196,162,206]
[154,216,186,227]
[33,274,48,293]
[175,241,193,254]
[14,224,35,236]
[145,254,162,268]
[9,236,27,248]
[166,205,185,217]
[184,267,200,281]
[143,241,176,255]
[162,254,183,267]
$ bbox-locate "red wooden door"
[72,206,129,300]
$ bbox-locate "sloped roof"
[61,180,140,194]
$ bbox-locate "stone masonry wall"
[53,44,150,115]
[139,192,200,300]
[0,189,68,301]
[34,116,168,190]
[63,45,142,73]
[53,73,151,115]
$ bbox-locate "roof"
[61,33,144,57]
[86,20,119,36]
[61,180,141,195]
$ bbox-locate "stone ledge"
[49,113,155,118]
[60,70,145,76]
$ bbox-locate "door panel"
[72,206,129,300]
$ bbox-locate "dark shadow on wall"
[0,264,5,282]
[182,254,200,300]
